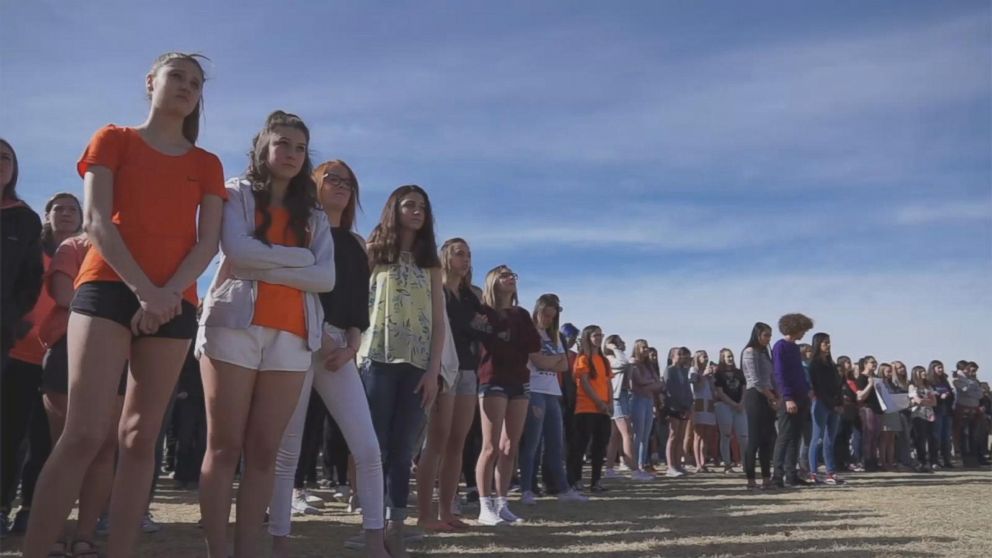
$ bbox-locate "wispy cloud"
[893,199,992,225]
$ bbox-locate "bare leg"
[495,399,529,497]
[416,393,453,529]
[439,394,475,525]
[615,417,637,470]
[233,370,306,558]
[22,315,129,558]
[475,397,507,497]
[77,398,124,541]
[108,337,189,558]
[199,358,257,558]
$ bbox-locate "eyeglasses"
[323,174,354,190]
[498,272,518,280]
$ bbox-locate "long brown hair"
[579,325,603,380]
[313,159,360,231]
[147,52,208,145]
[367,185,440,268]
[532,293,561,346]
[246,110,317,247]
[440,237,472,292]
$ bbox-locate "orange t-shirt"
[573,353,612,415]
[38,235,91,348]
[251,207,307,339]
[9,253,54,366]
[74,125,226,306]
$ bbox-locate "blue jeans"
[630,395,655,469]
[931,410,952,465]
[362,360,426,522]
[809,399,840,474]
[519,392,568,493]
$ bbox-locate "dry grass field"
[2,468,989,557]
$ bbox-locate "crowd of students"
[1,52,990,558]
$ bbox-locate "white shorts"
[196,325,312,372]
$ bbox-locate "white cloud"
[893,200,992,225]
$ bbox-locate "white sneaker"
[556,489,589,503]
[665,468,685,478]
[300,488,324,508]
[617,463,631,472]
[292,489,319,515]
[476,497,505,526]
[520,491,537,506]
[496,497,524,524]
[603,468,621,479]
[632,470,655,481]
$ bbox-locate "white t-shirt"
[528,330,564,396]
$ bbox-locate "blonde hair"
[482,265,517,309]
[440,238,472,291]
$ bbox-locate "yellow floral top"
[358,252,433,370]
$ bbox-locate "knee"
[206,435,244,469]
[117,419,160,456]
[59,423,111,460]
[351,440,382,471]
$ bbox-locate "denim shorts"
[613,390,632,419]
[445,369,478,396]
[479,380,529,400]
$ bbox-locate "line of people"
[1,52,989,558]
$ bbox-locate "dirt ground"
[1,468,989,557]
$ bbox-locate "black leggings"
[0,358,41,511]
[567,413,611,487]
[912,418,935,466]
[743,389,776,481]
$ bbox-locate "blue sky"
[3,1,990,376]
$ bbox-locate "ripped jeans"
[519,392,568,493]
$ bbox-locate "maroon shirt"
[477,305,541,386]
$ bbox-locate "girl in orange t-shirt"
[23,53,226,558]
[196,111,335,558]
[566,325,614,493]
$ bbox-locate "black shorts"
[70,281,197,340]
[42,336,127,396]
[478,380,529,400]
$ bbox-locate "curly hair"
[245,110,317,248]
[777,313,814,337]
[367,185,440,269]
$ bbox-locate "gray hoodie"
[199,178,335,351]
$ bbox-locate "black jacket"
[809,358,843,409]
[1,203,43,352]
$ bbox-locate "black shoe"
[772,477,785,489]
[589,483,608,493]
[465,489,479,503]
[11,508,29,533]
[785,476,811,487]
[942,461,954,469]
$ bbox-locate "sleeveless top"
[358,251,432,370]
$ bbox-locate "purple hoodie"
[772,339,810,404]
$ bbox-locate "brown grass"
[2,469,990,557]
